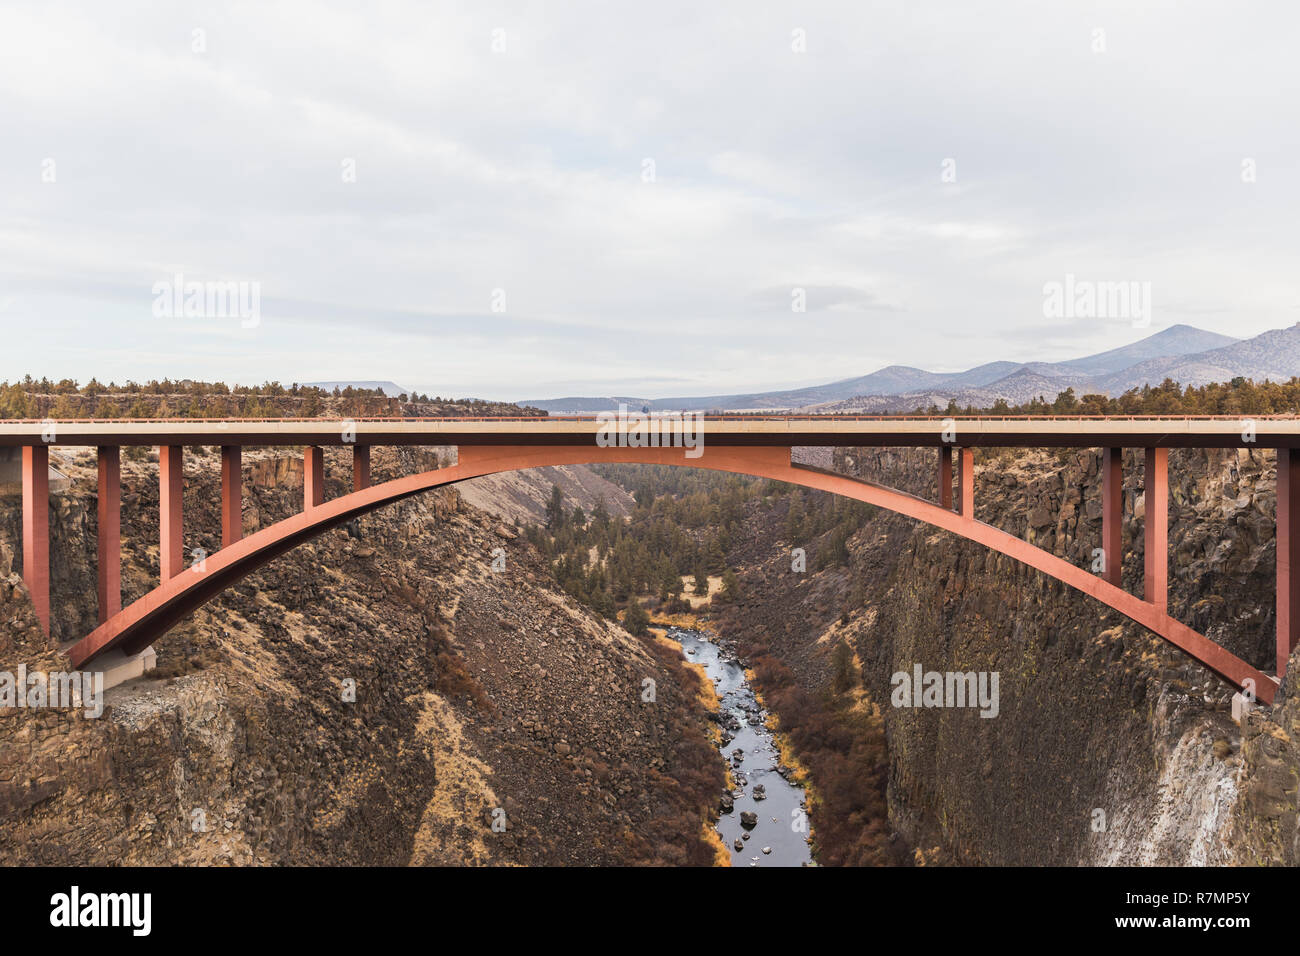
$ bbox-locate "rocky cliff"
[716,445,1298,865]
[0,447,721,865]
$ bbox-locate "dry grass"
[650,633,720,716]
[678,574,724,608]
[648,610,718,633]
[761,710,814,788]
[651,633,683,654]
[682,660,719,716]
[407,691,503,866]
[703,821,732,867]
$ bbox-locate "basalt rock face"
[0,447,721,865]
[719,445,1298,864]
[1233,670,1300,865]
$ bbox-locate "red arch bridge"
[3,415,1297,705]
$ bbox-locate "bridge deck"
[0,415,1297,448]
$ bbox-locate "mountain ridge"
[523,323,1248,413]
[807,324,1300,414]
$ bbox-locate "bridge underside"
[50,443,1280,704]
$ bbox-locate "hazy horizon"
[2,319,1269,405]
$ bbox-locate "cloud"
[750,284,903,313]
[0,1,1297,400]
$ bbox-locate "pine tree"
[591,497,610,529]
[545,484,565,530]
[623,598,650,636]
[693,566,709,596]
[660,566,682,602]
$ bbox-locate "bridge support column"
[938,446,953,510]
[304,446,324,510]
[957,447,974,517]
[353,445,371,492]
[221,446,242,548]
[159,445,184,581]
[1144,448,1168,613]
[97,446,121,623]
[1277,448,1300,677]
[21,445,50,637]
[1102,447,1123,586]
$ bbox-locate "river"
[670,627,814,867]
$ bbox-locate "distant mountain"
[525,323,1245,413]
[808,324,1300,414]
[944,361,1027,388]
[806,368,1106,415]
[625,369,955,412]
[303,380,413,397]
[526,362,1031,413]
[1050,324,1239,375]
[521,395,655,413]
[1099,323,1300,393]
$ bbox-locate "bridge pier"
[1278,448,1300,677]
[97,446,121,623]
[21,445,50,637]
[159,445,184,581]
[304,446,325,510]
[221,445,242,548]
[957,447,974,517]
[96,645,157,691]
[1144,447,1168,613]
[353,445,371,492]
[53,432,1281,704]
[1102,447,1123,586]
[938,446,953,510]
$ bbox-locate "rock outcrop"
[717,444,1298,864]
[0,446,721,865]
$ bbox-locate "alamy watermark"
[891,664,999,718]
[1043,273,1151,328]
[596,404,705,458]
[152,273,261,328]
[49,886,150,936]
[0,664,104,718]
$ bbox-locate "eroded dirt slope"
[0,447,721,865]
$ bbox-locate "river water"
[670,627,813,867]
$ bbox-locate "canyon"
[713,444,1299,864]
[1,427,1297,866]
[0,445,720,865]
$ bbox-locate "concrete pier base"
[93,646,157,691]
[1231,691,1253,725]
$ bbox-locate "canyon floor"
[1,443,1297,866]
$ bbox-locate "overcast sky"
[2,1,1297,401]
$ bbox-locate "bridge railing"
[2,414,1298,425]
